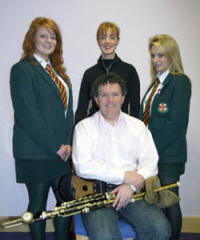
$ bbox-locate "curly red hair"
[22,17,71,85]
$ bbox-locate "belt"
[92,181,117,193]
[106,184,118,189]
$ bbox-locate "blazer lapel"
[155,73,172,97]
[35,64,62,99]
[150,74,172,113]
[140,82,154,116]
[162,73,171,86]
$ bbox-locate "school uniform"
[140,70,191,240]
[10,55,74,240]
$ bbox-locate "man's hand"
[111,184,134,211]
[56,145,72,161]
[123,171,144,191]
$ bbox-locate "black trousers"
[159,175,182,240]
[26,178,70,240]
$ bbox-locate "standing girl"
[140,34,191,240]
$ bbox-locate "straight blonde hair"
[149,34,184,80]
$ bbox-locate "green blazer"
[10,58,74,161]
[139,73,191,176]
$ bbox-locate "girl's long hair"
[22,17,71,85]
[149,34,184,80]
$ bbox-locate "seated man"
[72,73,171,240]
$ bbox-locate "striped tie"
[45,64,67,110]
[142,78,160,126]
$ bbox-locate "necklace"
[101,58,115,73]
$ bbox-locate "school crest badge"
[158,103,168,113]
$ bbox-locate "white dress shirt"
[33,53,69,116]
[72,111,158,186]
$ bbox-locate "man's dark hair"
[91,72,127,98]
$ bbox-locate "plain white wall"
[0,0,199,216]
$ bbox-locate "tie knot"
[155,78,160,84]
[46,64,53,71]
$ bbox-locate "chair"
[73,213,136,240]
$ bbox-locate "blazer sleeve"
[10,63,63,154]
[150,74,191,153]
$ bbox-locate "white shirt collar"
[98,111,124,128]
[33,53,50,68]
[156,69,170,84]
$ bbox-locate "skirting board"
[0,216,200,233]
[182,217,200,233]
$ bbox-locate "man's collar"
[98,111,124,127]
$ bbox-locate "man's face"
[95,83,125,125]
